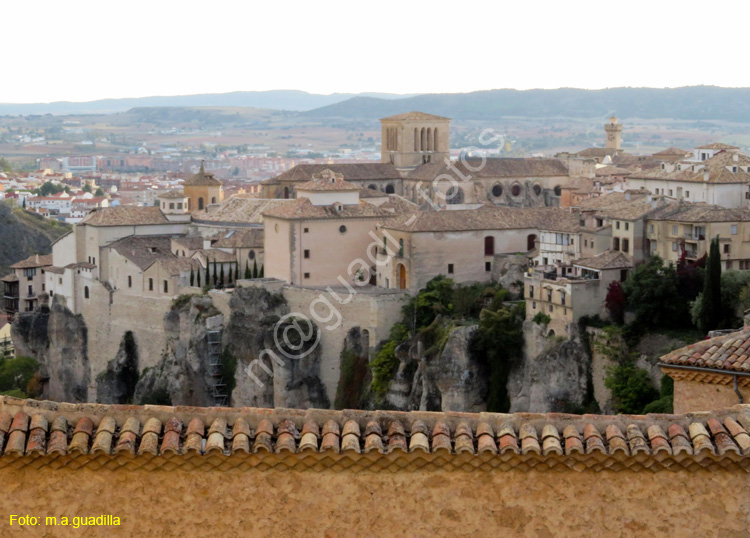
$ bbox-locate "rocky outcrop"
[381,323,488,412]
[11,294,89,402]
[133,295,221,406]
[96,331,139,404]
[508,321,591,413]
[334,327,370,409]
[226,286,329,409]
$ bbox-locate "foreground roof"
[81,206,170,226]
[191,196,290,226]
[407,157,568,181]
[262,198,393,221]
[263,163,402,185]
[386,206,577,233]
[661,326,750,373]
[107,235,176,270]
[1,396,750,472]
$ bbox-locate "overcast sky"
[4,0,749,103]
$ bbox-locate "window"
[484,236,495,256]
[625,222,629,231]
[613,237,620,250]
[732,225,738,235]
[339,225,347,234]
[448,264,454,274]
[591,241,594,249]
[398,239,404,257]
[169,203,175,210]
[532,301,537,309]
[547,290,552,301]
[532,184,542,196]
[685,191,690,198]
[485,261,491,272]
[616,221,620,230]
[669,190,673,197]
[28,285,33,296]
[560,292,566,306]
[511,184,521,196]
[622,239,629,253]
[569,238,574,246]
[23,268,36,278]
[549,305,553,313]
[529,286,534,298]
[303,227,309,233]
[84,286,89,299]
[128,276,132,288]
[649,224,654,233]
[248,250,255,260]
[596,218,603,227]
[304,272,310,279]
[672,225,678,235]
[163,280,168,293]
[93,257,95,265]
[584,239,588,247]
[304,249,310,259]
[672,241,678,252]
[58,278,62,285]
[724,244,731,254]
[579,219,585,227]
[491,184,503,197]
[177,203,183,209]
[148,278,154,291]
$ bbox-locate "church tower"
[183,161,223,212]
[380,112,450,169]
[604,116,623,150]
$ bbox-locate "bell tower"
[380,112,451,169]
[604,116,623,150]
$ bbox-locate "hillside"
[0,202,70,277]
[0,90,414,116]
[303,86,750,122]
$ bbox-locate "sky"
[4,0,750,103]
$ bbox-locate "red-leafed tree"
[605,280,626,325]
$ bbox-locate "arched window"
[414,128,418,151]
[553,185,562,196]
[248,250,256,260]
[421,128,426,151]
[198,197,204,210]
[283,187,289,199]
[484,236,495,256]
[533,184,542,196]
[491,184,503,197]
[511,184,521,197]
[84,286,89,299]
[385,184,395,194]
[427,128,433,151]
[398,239,404,257]
[211,197,216,204]
[446,186,464,204]
[368,184,377,191]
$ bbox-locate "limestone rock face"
[508,321,590,413]
[226,287,329,409]
[96,331,139,404]
[382,324,487,412]
[133,295,219,406]
[11,294,89,402]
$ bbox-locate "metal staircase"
[207,330,228,406]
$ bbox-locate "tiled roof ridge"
[2,396,750,471]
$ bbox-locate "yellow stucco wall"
[0,465,747,537]
[673,378,750,414]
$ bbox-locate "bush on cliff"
[0,355,39,398]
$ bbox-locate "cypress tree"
[244,261,251,279]
[190,268,195,287]
[699,236,722,332]
[212,259,217,285]
[204,259,210,287]
[197,269,201,287]
[235,261,240,281]
[252,259,258,278]
[219,263,225,287]
[259,264,264,278]
[228,265,233,285]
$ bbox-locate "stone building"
[1,395,750,536]
[183,162,223,212]
[660,327,750,413]
[380,111,451,168]
[2,254,52,320]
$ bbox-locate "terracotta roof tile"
[81,206,169,226]
[661,327,750,372]
[2,397,750,472]
[10,254,53,269]
[381,111,450,121]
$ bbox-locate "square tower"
[604,116,623,150]
[380,112,450,169]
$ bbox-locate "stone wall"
[0,465,747,537]
[670,375,749,414]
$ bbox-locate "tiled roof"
[695,142,739,150]
[1,274,18,283]
[381,111,450,121]
[107,235,176,270]
[576,192,672,220]
[263,164,402,185]
[386,206,577,233]
[594,165,632,177]
[192,196,291,226]
[576,147,622,158]
[171,236,204,250]
[574,250,633,271]
[192,249,237,264]
[183,163,222,187]
[296,169,360,192]
[631,151,750,184]
[81,206,170,226]
[211,229,264,249]
[153,257,201,276]
[653,147,691,157]
[407,158,568,182]
[1,396,750,472]
[10,254,52,269]
[661,327,750,373]
[262,198,394,221]
[649,203,750,223]
[159,190,187,199]
[44,266,65,275]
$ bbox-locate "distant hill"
[0,203,70,277]
[0,90,415,116]
[303,86,750,122]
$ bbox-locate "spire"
[199,160,205,175]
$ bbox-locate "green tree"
[228,264,233,285]
[605,360,659,414]
[0,356,39,397]
[196,269,201,287]
[259,264,264,278]
[212,259,217,286]
[39,181,63,196]
[0,157,12,173]
[190,268,195,287]
[219,263,225,287]
[698,237,722,332]
[22,198,26,209]
[95,188,105,196]
[205,260,210,288]
[252,259,258,278]
[244,261,251,279]
[623,255,687,329]
[82,183,92,193]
